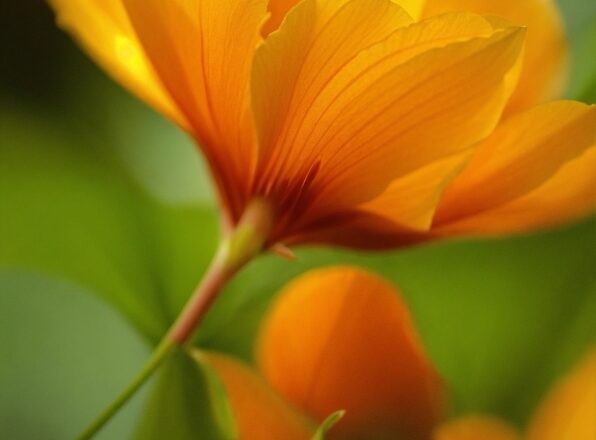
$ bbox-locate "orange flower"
[49,0,595,250]
[203,267,595,439]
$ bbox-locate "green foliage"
[560,0,596,101]
[134,351,236,440]
[0,108,219,343]
[0,272,148,440]
[0,109,170,342]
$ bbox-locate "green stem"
[76,199,273,440]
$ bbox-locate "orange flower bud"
[256,266,446,439]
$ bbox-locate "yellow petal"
[263,0,425,36]
[48,0,186,128]
[434,147,596,235]
[527,350,596,440]
[423,0,568,113]
[253,0,413,183]
[359,150,471,231]
[395,0,426,20]
[434,101,596,235]
[434,416,520,440]
[256,266,446,440]
[253,7,525,223]
[196,351,315,440]
[122,0,268,213]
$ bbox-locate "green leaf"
[0,107,219,343]
[0,108,169,341]
[559,0,596,102]
[134,350,236,440]
[567,21,596,102]
[194,353,239,439]
[311,411,345,440]
[0,271,149,440]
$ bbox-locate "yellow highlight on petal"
[434,416,520,440]
[527,350,596,440]
[114,35,143,74]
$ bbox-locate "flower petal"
[434,147,596,235]
[262,0,302,37]
[256,266,446,440]
[527,350,596,440]
[434,416,520,440]
[434,101,596,235]
[122,0,268,214]
[253,0,413,183]
[263,0,426,37]
[196,351,315,440]
[358,150,471,231]
[423,0,568,113]
[395,0,427,20]
[253,8,525,222]
[48,0,186,128]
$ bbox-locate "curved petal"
[48,0,186,128]
[395,0,426,21]
[423,0,568,113]
[256,266,446,440]
[434,147,596,236]
[196,351,315,440]
[527,350,596,440]
[262,0,426,37]
[434,416,520,440]
[358,150,471,231]
[434,101,596,235]
[253,7,525,229]
[122,0,268,215]
[253,0,413,184]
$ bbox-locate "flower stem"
[76,199,273,440]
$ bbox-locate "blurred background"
[1,1,595,439]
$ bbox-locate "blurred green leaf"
[134,350,236,440]
[557,0,596,36]
[567,21,596,102]
[0,108,219,343]
[0,271,148,440]
[560,0,596,102]
[311,411,346,440]
[0,108,168,341]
